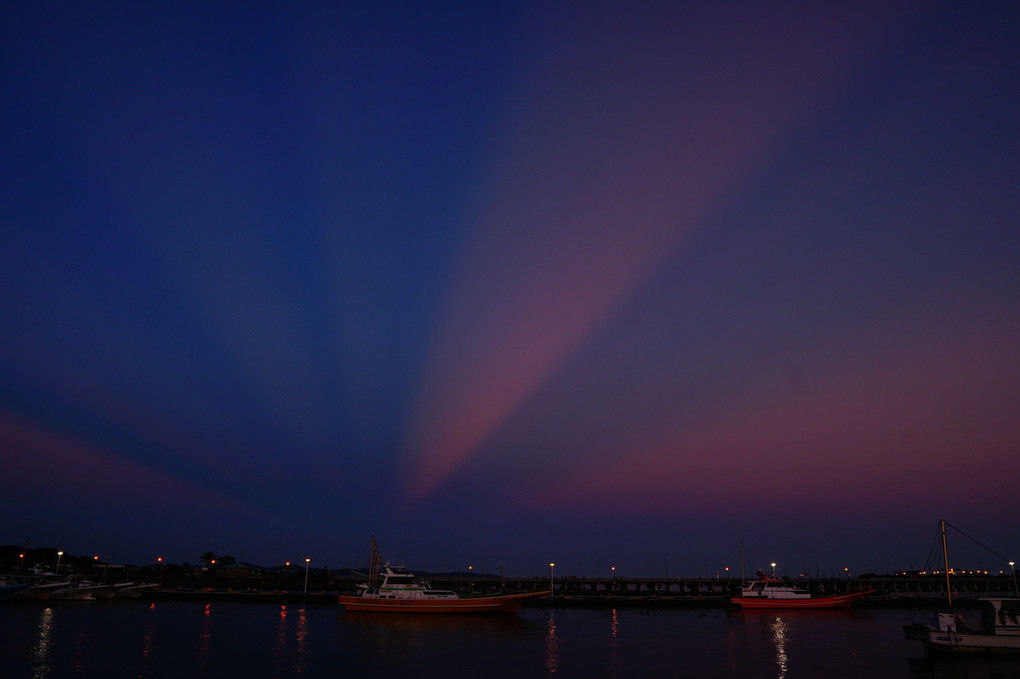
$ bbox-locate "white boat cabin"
[742,579,812,600]
[359,564,459,601]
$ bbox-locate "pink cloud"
[520,319,1020,516]
[400,4,910,503]
[0,412,237,511]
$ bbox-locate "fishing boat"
[0,583,29,601]
[337,538,548,614]
[49,580,109,601]
[903,600,1020,653]
[10,579,72,601]
[730,572,871,609]
[902,520,1020,654]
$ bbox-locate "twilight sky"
[2,1,1018,577]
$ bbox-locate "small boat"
[112,583,159,599]
[337,538,548,614]
[903,600,1020,653]
[49,580,109,601]
[0,583,29,601]
[10,580,72,601]
[902,520,1020,654]
[731,572,870,609]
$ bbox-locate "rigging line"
[944,520,1011,564]
[923,522,942,572]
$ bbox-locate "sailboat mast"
[740,538,745,585]
[940,519,952,608]
[368,536,381,589]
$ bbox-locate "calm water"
[3,601,1019,678]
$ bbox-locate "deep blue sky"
[3,1,1018,577]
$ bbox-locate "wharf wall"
[22,573,1009,606]
[420,574,1018,602]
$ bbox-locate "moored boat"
[903,600,1020,653]
[731,573,870,609]
[112,583,159,599]
[902,520,1020,654]
[0,583,29,601]
[338,562,549,613]
[337,538,548,614]
[49,581,109,601]
[10,579,72,601]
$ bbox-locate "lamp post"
[56,551,63,575]
[611,565,615,593]
[304,558,311,593]
[1010,561,1017,597]
[770,562,776,579]
[549,562,555,597]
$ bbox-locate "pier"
[427,573,1017,603]
[139,573,1017,607]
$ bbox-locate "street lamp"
[1010,561,1017,596]
[549,562,555,596]
[56,551,63,575]
[771,562,776,579]
[304,558,311,593]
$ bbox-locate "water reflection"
[272,605,311,675]
[32,607,53,679]
[546,610,560,674]
[770,616,789,679]
[197,603,212,677]
[138,604,156,679]
[607,608,619,678]
[294,607,309,674]
[274,605,288,655]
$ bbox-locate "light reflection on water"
[197,603,212,677]
[607,608,619,678]
[770,616,790,679]
[138,604,156,678]
[32,607,53,679]
[546,609,560,673]
[273,604,310,676]
[4,603,1020,678]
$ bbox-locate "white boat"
[49,581,109,601]
[902,520,1020,654]
[904,600,1020,653]
[11,580,72,601]
[338,562,548,613]
[112,583,159,599]
[337,538,548,614]
[731,572,870,609]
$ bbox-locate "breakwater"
[138,573,1016,607]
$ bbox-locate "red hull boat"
[731,573,870,609]
[338,588,549,614]
[338,539,548,614]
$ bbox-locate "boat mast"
[368,536,381,590]
[940,519,952,608]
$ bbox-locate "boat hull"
[903,623,1020,653]
[731,591,869,609]
[338,590,550,614]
